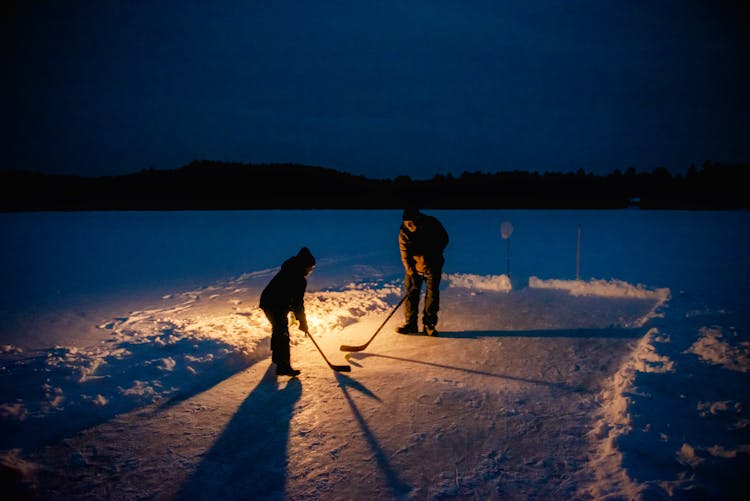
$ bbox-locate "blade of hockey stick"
[307,331,351,371]
[340,293,408,352]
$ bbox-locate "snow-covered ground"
[1,210,748,499]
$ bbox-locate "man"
[397,209,449,336]
[260,247,315,376]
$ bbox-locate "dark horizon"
[1,155,735,181]
[2,159,747,211]
[3,2,749,180]
[1,155,742,183]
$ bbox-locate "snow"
[445,273,511,292]
[686,327,750,373]
[1,209,749,499]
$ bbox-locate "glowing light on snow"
[300,284,401,336]
[305,311,342,333]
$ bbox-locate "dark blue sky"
[3,1,749,179]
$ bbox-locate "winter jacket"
[399,213,449,273]
[259,255,309,331]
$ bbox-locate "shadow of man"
[434,327,645,339]
[178,364,301,500]
[335,373,412,498]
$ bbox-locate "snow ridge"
[583,327,676,499]
[529,277,671,327]
[529,276,670,302]
[444,272,512,292]
[686,326,750,373]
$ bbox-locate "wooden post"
[501,221,513,278]
[506,237,511,278]
[576,224,581,281]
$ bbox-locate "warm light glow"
[305,312,338,333]
[301,283,401,336]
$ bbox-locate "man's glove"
[414,255,427,274]
[299,319,309,333]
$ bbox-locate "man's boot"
[396,322,418,334]
[276,364,301,377]
[424,324,438,336]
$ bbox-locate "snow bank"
[305,281,401,335]
[529,276,670,302]
[583,328,676,499]
[444,272,512,292]
[530,277,670,328]
[0,275,404,453]
[686,326,750,373]
[582,297,750,499]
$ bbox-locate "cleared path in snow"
[26,289,657,499]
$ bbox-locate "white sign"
[500,221,513,239]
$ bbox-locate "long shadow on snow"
[0,335,260,452]
[426,327,646,339]
[350,353,589,393]
[178,364,301,500]
[351,327,645,392]
[335,373,413,498]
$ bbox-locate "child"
[260,247,315,376]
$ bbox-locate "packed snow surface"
[1,210,748,499]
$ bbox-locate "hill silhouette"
[1,161,747,211]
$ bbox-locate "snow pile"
[529,277,671,328]
[305,281,401,335]
[686,326,750,373]
[529,276,670,302]
[581,293,750,500]
[0,276,404,453]
[584,328,676,499]
[444,272,512,292]
[0,315,264,452]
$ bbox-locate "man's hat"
[402,208,420,221]
[296,246,316,267]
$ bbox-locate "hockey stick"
[307,331,351,372]
[340,292,408,352]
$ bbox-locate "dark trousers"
[404,266,442,328]
[263,309,290,366]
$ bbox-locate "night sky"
[3,1,749,179]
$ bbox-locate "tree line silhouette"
[1,160,747,211]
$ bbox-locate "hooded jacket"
[259,254,310,331]
[399,213,449,273]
